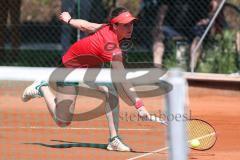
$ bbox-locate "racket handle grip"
[149,115,168,126]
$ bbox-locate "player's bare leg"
[22,80,78,127]
[100,85,131,152]
[41,85,78,127]
[103,86,119,138]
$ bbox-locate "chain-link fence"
[0,0,239,73]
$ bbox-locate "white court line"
[127,132,216,160]
[0,126,151,131]
[127,147,169,160]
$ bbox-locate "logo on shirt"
[104,42,117,51]
[120,39,133,51]
[104,39,133,52]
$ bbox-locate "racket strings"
[186,120,216,150]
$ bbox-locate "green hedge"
[196,30,239,73]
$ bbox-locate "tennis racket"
[149,115,217,151]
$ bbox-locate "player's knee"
[55,120,71,127]
[54,115,72,127]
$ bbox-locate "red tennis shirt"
[62,25,122,68]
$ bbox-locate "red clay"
[0,81,240,160]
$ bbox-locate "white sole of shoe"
[106,145,131,152]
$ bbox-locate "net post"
[166,68,188,160]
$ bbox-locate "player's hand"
[59,12,72,24]
[137,106,150,120]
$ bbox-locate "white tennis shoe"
[22,80,48,102]
[107,136,131,152]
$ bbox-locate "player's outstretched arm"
[59,12,103,34]
[111,53,150,119]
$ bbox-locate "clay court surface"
[0,79,240,160]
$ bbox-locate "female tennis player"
[22,7,150,152]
